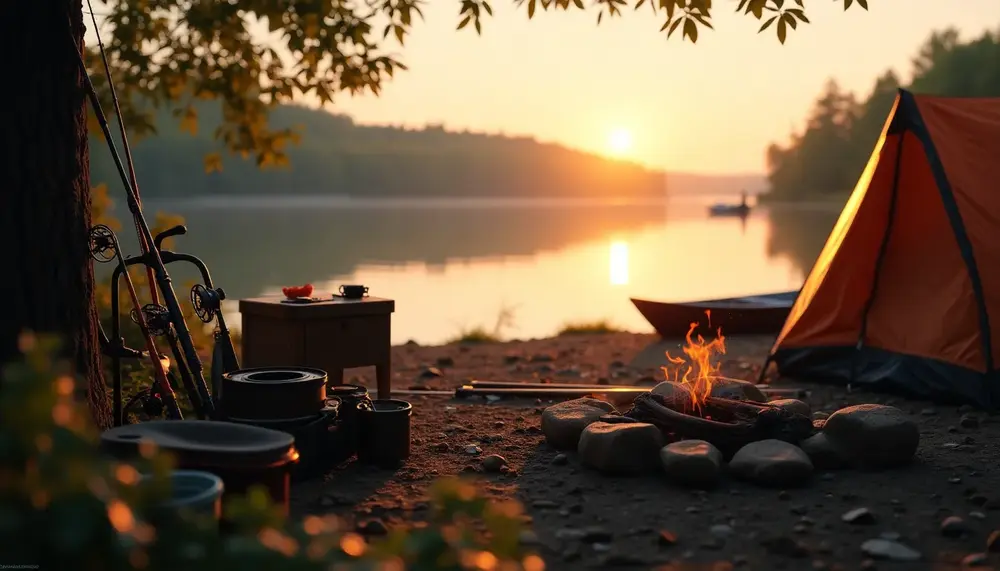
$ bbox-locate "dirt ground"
[290,333,1000,570]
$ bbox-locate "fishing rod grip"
[154,225,187,251]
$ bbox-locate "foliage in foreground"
[85,0,870,172]
[0,333,541,570]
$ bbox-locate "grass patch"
[557,319,625,336]
[447,326,503,344]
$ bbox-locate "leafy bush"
[0,333,543,570]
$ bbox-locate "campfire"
[618,310,814,456]
[663,310,726,411]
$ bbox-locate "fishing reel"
[124,388,165,421]
[130,303,172,336]
[190,283,225,323]
[88,224,119,263]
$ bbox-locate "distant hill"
[89,101,759,199]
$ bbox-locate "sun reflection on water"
[609,240,629,286]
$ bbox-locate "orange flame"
[661,310,726,408]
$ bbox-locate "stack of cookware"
[219,367,413,475]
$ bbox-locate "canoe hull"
[709,204,751,217]
[631,292,796,338]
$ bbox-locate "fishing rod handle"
[154,224,187,251]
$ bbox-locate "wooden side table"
[238,296,395,399]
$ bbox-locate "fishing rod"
[68,13,217,418]
[88,225,183,420]
[84,2,161,310]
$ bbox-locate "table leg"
[328,368,344,386]
[376,359,391,400]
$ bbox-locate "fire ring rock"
[822,404,919,469]
[798,432,849,470]
[769,399,811,417]
[729,439,814,487]
[541,398,619,450]
[578,421,664,475]
[709,378,767,403]
[659,439,723,488]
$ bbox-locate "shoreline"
[296,330,1000,570]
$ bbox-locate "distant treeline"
[765,27,1000,201]
[90,103,666,199]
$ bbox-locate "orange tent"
[767,89,1000,407]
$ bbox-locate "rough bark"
[1,0,111,428]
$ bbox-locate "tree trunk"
[1,0,111,428]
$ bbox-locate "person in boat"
[739,190,748,209]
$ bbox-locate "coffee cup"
[339,285,369,299]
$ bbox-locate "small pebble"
[658,530,678,546]
[481,454,507,473]
[842,507,876,524]
[963,553,989,567]
[941,516,971,538]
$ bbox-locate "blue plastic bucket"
[147,470,224,521]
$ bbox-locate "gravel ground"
[290,333,1000,571]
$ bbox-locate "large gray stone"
[709,378,767,403]
[769,399,811,417]
[651,381,693,400]
[729,439,813,487]
[823,404,919,469]
[798,432,848,470]
[541,398,618,450]
[578,422,664,475]
[659,439,723,489]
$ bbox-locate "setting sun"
[607,128,633,155]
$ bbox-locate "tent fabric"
[769,89,1000,408]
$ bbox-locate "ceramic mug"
[339,284,369,299]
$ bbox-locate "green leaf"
[528,0,536,18]
[572,0,583,8]
[759,15,777,32]
[457,15,471,29]
[844,0,853,9]
[483,1,493,15]
[783,12,797,29]
[475,19,482,33]
[394,25,405,44]
[777,16,787,43]
[856,0,868,8]
[773,0,784,9]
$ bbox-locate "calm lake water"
[124,194,841,345]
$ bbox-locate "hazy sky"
[322,0,1000,174]
[85,1,1000,174]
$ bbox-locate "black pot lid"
[101,420,296,467]
[223,367,327,385]
[327,384,368,397]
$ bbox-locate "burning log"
[611,392,815,457]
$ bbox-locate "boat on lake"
[630,291,798,337]
[708,203,751,217]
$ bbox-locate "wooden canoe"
[631,291,797,338]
